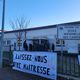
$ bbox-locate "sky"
[0,0,80,30]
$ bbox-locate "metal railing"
[57,51,80,78]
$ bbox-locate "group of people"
[23,40,32,51]
[23,40,54,52]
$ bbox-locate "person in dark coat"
[52,43,55,52]
[23,40,28,51]
[29,43,33,51]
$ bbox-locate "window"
[3,41,6,45]
[7,40,11,45]
[33,39,39,44]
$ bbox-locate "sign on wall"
[13,51,57,80]
[57,25,80,40]
[67,40,78,53]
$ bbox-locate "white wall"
[26,28,57,39]
[4,26,80,52]
[4,27,57,51]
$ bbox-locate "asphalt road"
[0,67,76,80]
[0,67,49,80]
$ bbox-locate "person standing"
[23,40,28,51]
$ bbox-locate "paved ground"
[0,67,49,80]
[0,67,78,80]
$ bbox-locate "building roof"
[59,21,80,25]
[4,21,80,33]
[5,24,57,33]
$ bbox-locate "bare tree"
[10,17,30,50]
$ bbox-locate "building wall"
[3,27,57,51]
[26,28,57,39]
[3,23,80,53]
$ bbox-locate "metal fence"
[57,52,80,79]
[3,51,80,79]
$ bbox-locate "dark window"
[7,40,11,45]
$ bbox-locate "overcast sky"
[0,0,80,30]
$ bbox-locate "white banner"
[13,51,57,80]
[58,25,80,40]
[78,55,80,64]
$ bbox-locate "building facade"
[3,21,80,53]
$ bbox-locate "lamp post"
[0,0,5,68]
